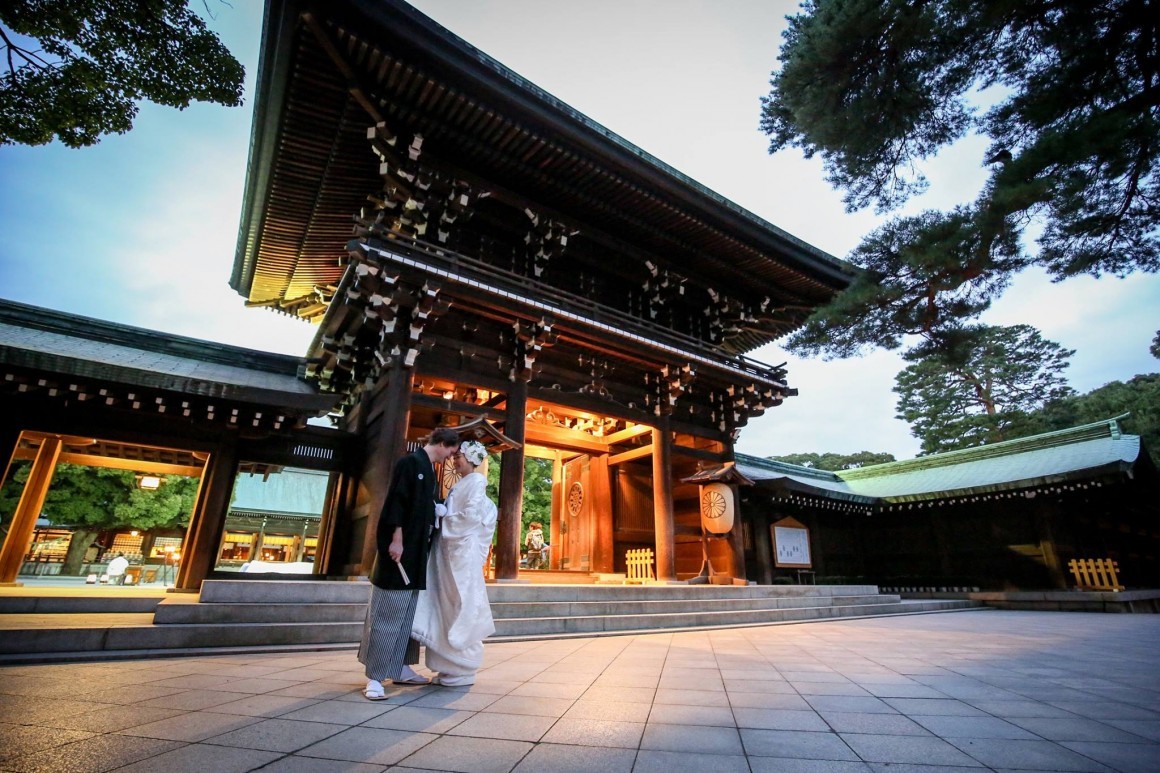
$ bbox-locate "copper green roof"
[737,417,1146,505]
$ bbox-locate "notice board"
[772,516,812,568]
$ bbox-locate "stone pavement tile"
[910,714,1039,739]
[508,681,588,700]
[32,704,186,733]
[1106,719,1160,742]
[481,694,573,717]
[907,678,1021,701]
[295,726,437,766]
[780,671,847,683]
[148,674,236,690]
[1047,701,1160,721]
[444,678,520,695]
[658,675,724,691]
[0,723,94,760]
[267,681,359,700]
[750,759,872,773]
[1009,685,1102,702]
[793,682,873,697]
[818,711,932,736]
[1008,716,1151,742]
[945,737,1113,771]
[201,717,348,752]
[110,742,281,773]
[720,668,783,681]
[1082,686,1160,708]
[511,742,635,773]
[408,688,501,712]
[332,682,437,704]
[0,695,110,723]
[276,698,393,724]
[591,673,658,689]
[540,717,644,748]
[68,684,188,705]
[2,733,183,773]
[740,728,860,761]
[207,693,321,718]
[360,705,471,733]
[116,710,261,742]
[205,677,302,695]
[734,708,830,731]
[652,687,730,707]
[865,765,984,773]
[883,698,985,716]
[839,733,983,767]
[260,667,343,682]
[446,711,556,741]
[640,723,742,754]
[396,735,531,773]
[244,756,387,773]
[562,699,652,723]
[805,696,898,714]
[139,688,247,711]
[633,749,750,773]
[192,663,292,679]
[859,683,945,699]
[727,691,812,710]
[526,670,598,686]
[647,703,735,727]
[724,678,800,695]
[581,686,657,704]
[0,675,78,698]
[1060,740,1160,772]
[964,699,1077,718]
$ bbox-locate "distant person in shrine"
[524,521,546,569]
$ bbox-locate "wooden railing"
[625,548,655,584]
[1068,558,1124,591]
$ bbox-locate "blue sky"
[1,1,1156,461]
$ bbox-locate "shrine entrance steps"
[0,579,984,662]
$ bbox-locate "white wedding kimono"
[412,471,497,685]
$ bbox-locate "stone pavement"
[1,610,1158,772]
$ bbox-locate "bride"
[412,439,497,686]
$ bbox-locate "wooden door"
[560,455,592,571]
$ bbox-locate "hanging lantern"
[700,482,734,534]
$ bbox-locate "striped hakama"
[357,586,420,681]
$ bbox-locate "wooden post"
[175,441,237,591]
[651,416,676,582]
[726,483,746,579]
[751,508,774,585]
[549,451,563,570]
[0,435,63,584]
[494,378,527,580]
[360,360,415,573]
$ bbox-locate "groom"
[358,426,460,700]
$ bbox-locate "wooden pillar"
[726,483,746,579]
[0,435,63,584]
[752,508,774,585]
[549,451,563,570]
[361,360,415,573]
[0,423,22,493]
[176,442,237,592]
[651,416,676,581]
[495,378,528,580]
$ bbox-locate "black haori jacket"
[370,449,437,590]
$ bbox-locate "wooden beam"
[608,444,654,466]
[9,448,203,477]
[602,423,651,445]
[524,423,609,454]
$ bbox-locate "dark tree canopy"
[766,451,897,471]
[762,0,1160,358]
[1032,373,1160,466]
[0,0,244,148]
[893,324,1075,454]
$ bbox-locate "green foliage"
[486,454,554,546]
[763,0,1160,358]
[767,451,896,471]
[0,463,197,530]
[1152,331,1160,359]
[0,0,244,147]
[893,324,1075,454]
[1033,374,1160,466]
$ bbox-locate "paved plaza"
[1,610,1158,772]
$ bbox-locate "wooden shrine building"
[231,0,854,582]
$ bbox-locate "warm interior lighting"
[442,390,455,400]
[130,530,139,537]
[138,475,162,490]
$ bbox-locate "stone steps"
[0,579,986,661]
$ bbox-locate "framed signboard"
[772,516,812,568]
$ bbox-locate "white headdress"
[460,439,487,466]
